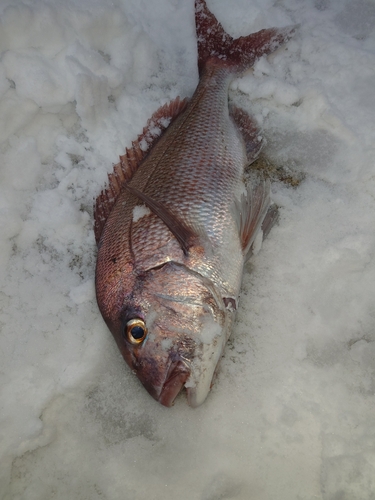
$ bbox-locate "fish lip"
[158,359,191,407]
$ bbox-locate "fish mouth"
[158,360,190,407]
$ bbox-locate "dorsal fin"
[125,184,196,256]
[94,96,189,244]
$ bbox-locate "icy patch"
[251,228,263,255]
[69,280,95,305]
[2,49,73,110]
[1,136,42,190]
[161,338,173,350]
[200,315,222,345]
[132,204,151,223]
[334,0,375,39]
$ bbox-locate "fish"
[94,0,295,407]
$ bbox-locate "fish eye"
[126,319,147,345]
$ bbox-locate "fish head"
[98,261,230,407]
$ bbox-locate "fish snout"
[131,355,191,407]
[158,359,191,407]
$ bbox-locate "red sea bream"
[94,0,294,407]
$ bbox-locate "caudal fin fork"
[195,0,296,74]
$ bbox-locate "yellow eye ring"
[126,319,147,345]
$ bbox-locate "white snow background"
[1,0,375,498]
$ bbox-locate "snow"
[132,204,151,223]
[1,0,375,498]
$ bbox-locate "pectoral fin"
[125,184,196,256]
[234,180,270,257]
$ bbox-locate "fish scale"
[125,67,246,296]
[95,0,295,407]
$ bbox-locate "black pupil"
[130,325,145,339]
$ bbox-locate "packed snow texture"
[1,0,375,498]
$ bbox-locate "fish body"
[95,0,294,407]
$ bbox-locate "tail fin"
[195,0,296,74]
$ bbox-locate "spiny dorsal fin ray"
[125,184,196,256]
[234,179,270,257]
[94,96,189,244]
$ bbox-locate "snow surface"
[1,0,375,498]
